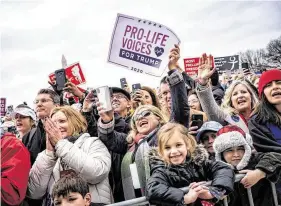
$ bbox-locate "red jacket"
[1,133,31,206]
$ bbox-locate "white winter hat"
[213,125,252,170]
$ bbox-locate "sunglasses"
[133,110,152,122]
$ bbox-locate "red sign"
[183,58,200,76]
[0,98,6,117]
[183,57,215,76]
[49,62,86,86]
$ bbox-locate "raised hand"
[48,77,62,96]
[133,90,145,104]
[188,126,199,135]
[64,82,84,99]
[168,44,181,70]
[123,84,131,94]
[82,91,95,112]
[96,99,114,123]
[197,53,216,85]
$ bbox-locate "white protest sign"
[108,13,181,77]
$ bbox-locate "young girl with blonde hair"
[146,122,234,206]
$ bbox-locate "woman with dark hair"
[188,91,203,112]
[248,69,281,202]
[12,104,36,140]
[249,69,281,153]
[132,86,161,109]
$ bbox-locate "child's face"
[162,131,188,165]
[222,146,245,167]
[54,192,91,206]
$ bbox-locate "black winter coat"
[146,146,235,206]
[108,113,131,202]
[182,71,196,93]
[228,152,281,206]
[22,121,46,166]
[248,115,281,153]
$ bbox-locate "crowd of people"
[1,44,281,206]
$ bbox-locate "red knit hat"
[216,125,246,137]
[258,69,281,97]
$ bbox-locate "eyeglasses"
[33,98,54,104]
[133,110,152,122]
[188,100,199,105]
[112,94,128,100]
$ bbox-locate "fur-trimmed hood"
[148,144,209,172]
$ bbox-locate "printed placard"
[108,13,181,77]
[49,62,86,86]
[184,57,200,76]
[214,55,239,72]
[0,98,6,117]
[183,57,215,76]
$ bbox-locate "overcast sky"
[1,0,281,107]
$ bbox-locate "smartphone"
[190,114,203,129]
[96,86,112,112]
[120,78,128,89]
[132,83,141,93]
[55,69,66,91]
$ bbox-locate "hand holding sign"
[108,13,180,77]
[82,91,95,112]
[64,82,84,99]
[197,53,216,86]
[168,44,180,70]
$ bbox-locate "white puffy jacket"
[27,133,113,204]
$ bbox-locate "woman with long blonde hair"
[196,53,259,133]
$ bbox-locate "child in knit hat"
[213,125,281,206]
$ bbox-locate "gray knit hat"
[213,125,252,170]
[196,121,223,142]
